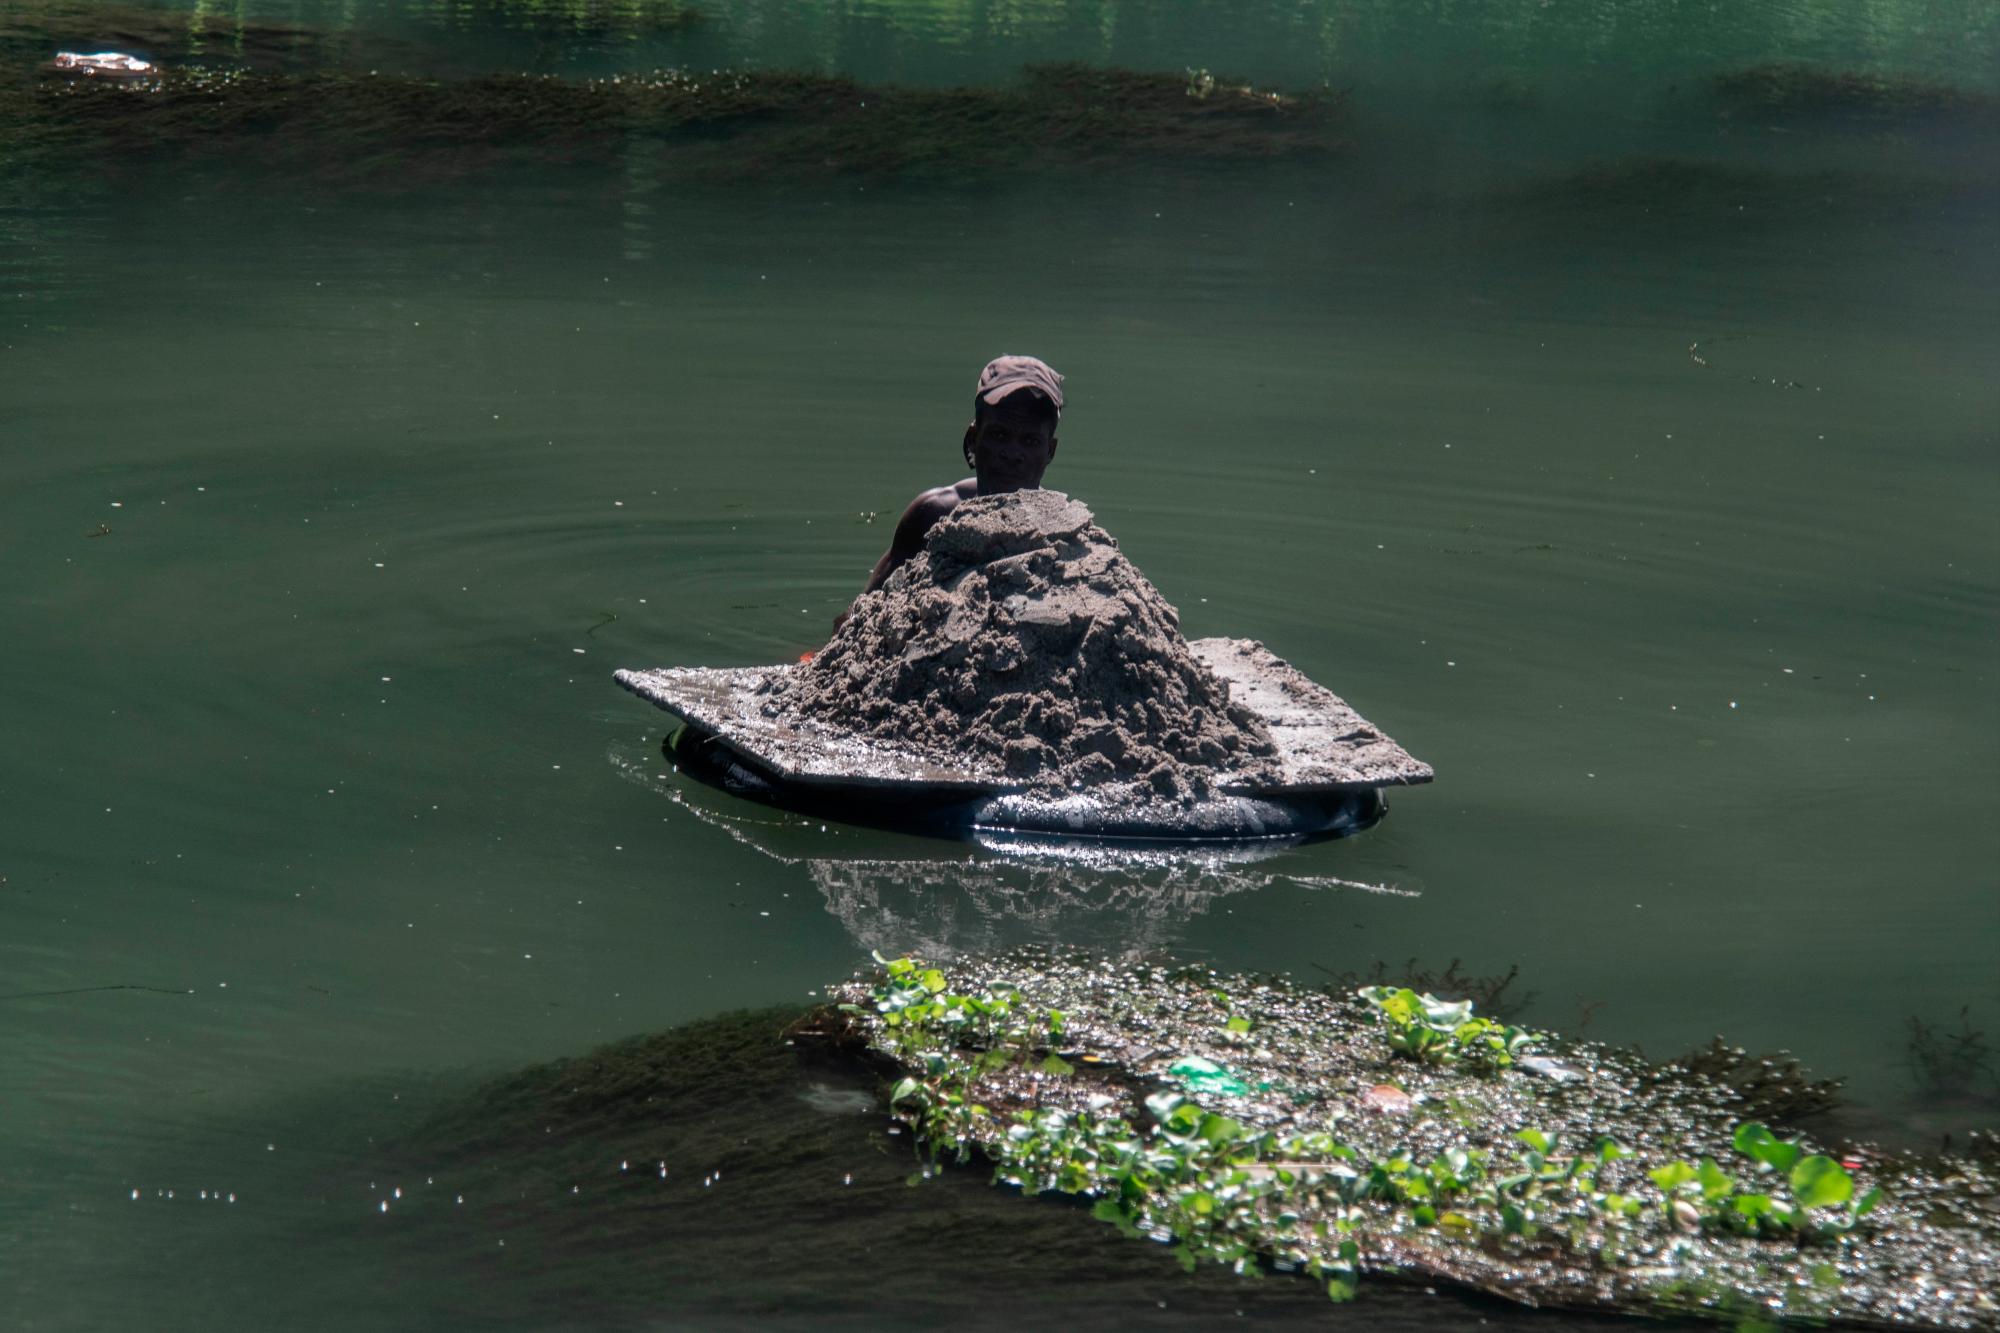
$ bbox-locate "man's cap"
[975,355,1064,416]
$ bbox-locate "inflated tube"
[667,723,1384,844]
[968,788,1382,841]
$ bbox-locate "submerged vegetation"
[825,951,2000,1329]
[0,59,1344,185]
[1669,1037,1847,1129]
[1907,1007,1999,1101]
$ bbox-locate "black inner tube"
[664,723,1387,846]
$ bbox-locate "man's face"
[964,400,1058,494]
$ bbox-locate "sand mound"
[773,491,1280,801]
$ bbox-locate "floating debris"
[46,51,154,77]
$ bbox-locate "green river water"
[2,2,1996,1328]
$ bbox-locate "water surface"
[2,2,1996,1328]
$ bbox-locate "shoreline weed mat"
[821,951,1999,1330]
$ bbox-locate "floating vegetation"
[1357,985,1538,1070]
[1713,63,1998,122]
[1,60,1345,185]
[823,951,2000,1328]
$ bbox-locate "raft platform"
[614,638,1430,842]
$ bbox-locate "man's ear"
[963,422,978,469]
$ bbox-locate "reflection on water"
[16,0,1996,93]
[609,738,1417,959]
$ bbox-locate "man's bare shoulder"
[849,479,981,609]
[898,478,978,534]
[919,477,980,509]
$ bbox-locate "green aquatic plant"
[826,952,1994,1327]
[1641,1122,1880,1242]
[1357,985,1538,1069]
[1320,956,1532,1021]
[854,958,1372,1292]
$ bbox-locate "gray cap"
[974,355,1065,416]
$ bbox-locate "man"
[835,355,1064,630]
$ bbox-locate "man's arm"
[833,483,968,632]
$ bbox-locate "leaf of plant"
[1790,1155,1854,1208]
[1696,1158,1736,1202]
[1198,1113,1244,1144]
[1649,1161,1698,1192]
[1733,1122,1801,1174]
[1422,994,1474,1027]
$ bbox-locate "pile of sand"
[769,490,1280,802]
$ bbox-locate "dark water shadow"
[55,1003,1712,1332]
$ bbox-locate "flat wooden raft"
[614,637,1431,795]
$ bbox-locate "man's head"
[964,355,1063,495]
